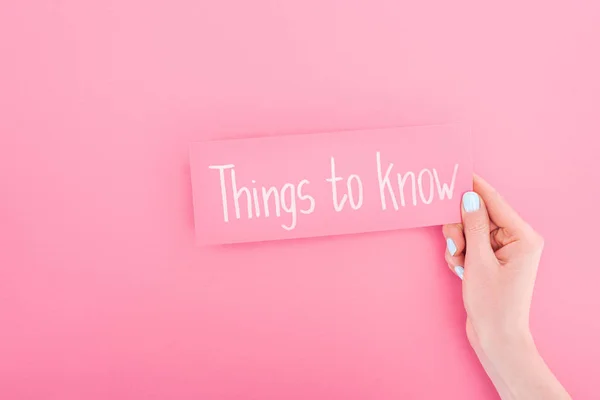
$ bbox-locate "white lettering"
[418,169,434,205]
[397,171,417,207]
[280,183,297,230]
[251,180,260,217]
[231,169,252,219]
[347,174,364,210]
[261,186,281,218]
[325,157,348,212]
[433,164,459,200]
[376,152,398,211]
[298,179,316,214]
[208,164,235,222]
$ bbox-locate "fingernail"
[462,192,480,213]
[446,238,457,256]
[454,266,464,280]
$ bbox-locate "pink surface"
[190,125,472,244]
[0,1,599,399]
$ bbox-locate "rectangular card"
[190,124,472,245]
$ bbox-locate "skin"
[443,175,571,400]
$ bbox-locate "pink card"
[190,124,472,245]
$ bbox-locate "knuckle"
[442,225,451,236]
[466,220,488,235]
[524,231,544,250]
[444,252,454,264]
[443,223,462,236]
[534,233,545,249]
[528,229,542,242]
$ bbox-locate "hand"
[443,175,570,400]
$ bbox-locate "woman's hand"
[443,175,571,400]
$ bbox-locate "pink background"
[1,1,599,399]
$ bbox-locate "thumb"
[461,191,494,259]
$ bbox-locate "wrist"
[471,329,570,399]
[477,328,537,362]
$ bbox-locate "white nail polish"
[446,238,457,256]
[462,192,480,213]
[454,266,464,280]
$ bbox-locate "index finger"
[473,174,532,234]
